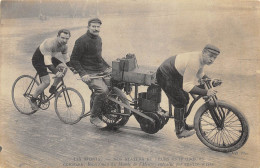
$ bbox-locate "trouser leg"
[85,78,109,117]
[174,107,195,139]
[90,92,107,117]
[174,107,183,135]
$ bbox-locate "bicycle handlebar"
[52,67,67,79]
[200,78,222,89]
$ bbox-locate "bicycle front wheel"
[11,75,39,115]
[54,87,85,125]
[194,100,249,152]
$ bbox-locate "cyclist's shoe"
[184,121,194,130]
[176,128,195,139]
[90,116,107,128]
[29,99,39,111]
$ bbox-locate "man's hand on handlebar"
[82,74,91,83]
[55,71,64,78]
[207,88,217,97]
[199,78,222,87]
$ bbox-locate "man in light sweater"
[156,44,220,139]
[30,29,72,110]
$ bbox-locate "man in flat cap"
[156,44,220,139]
[70,18,110,128]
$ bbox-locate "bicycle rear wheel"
[194,100,249,152]
[54,87,85,125]
[12,75,39,115]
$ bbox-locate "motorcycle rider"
[156,44,220,138]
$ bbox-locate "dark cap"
[88,18,102,26]
[203,44,220,55]
[57,29,71,37]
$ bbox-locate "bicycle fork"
[205,82,226,129]
[60,80,72,108]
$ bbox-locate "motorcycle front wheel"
[194,100,249,153]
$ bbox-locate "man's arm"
[99,40,110,68]
[70,40,87,77]
[43,55,64,77]
[182,60,214,96]
[189,86,207,96]
[61,45,70,64]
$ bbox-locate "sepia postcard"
[0,0,259,167]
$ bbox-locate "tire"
[194,100,249,152]
[99,87,131,127]
[54,87,85,125]
[11,75,39,115]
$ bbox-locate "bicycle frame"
[189,80,225,128]
[26,73,72,109]
[163,79,225,129]
[24,73,39,99]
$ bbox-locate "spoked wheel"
[54,87,85,125]
[12,75,39,115]
[194,100,249,152]
[139,112,161,134]
[99,87,131,127]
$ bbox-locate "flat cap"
[204,44,220,54]
[88,18,102,25]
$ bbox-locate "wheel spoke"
[225,113,237,124]
[222,129,235,144]
[99,89,130,127]
[201,118,217,127]
[12,75,39,115]
[224,127,240,139]
[208,129,219,142]
[55,88,84,124]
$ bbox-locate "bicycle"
[11,68,85,125]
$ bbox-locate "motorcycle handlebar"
[76,72,111,80]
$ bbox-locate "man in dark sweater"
[70,18,110,128]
